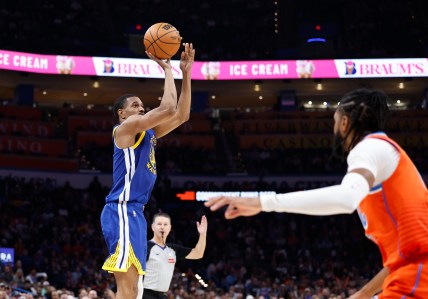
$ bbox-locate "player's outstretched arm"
[205,170,373,219]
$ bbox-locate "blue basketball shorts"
[101,201,147,275]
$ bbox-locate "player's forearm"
[190,233,207,259]
[176,72,192,122]
[195,234,207,257]
[260,172,369,215]
[159,69,177,110]
[357,267,389,297]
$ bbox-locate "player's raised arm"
[152,43,195,138]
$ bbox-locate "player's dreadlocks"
[332,88,390,159]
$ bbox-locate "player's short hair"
[152,212,171,223]
[112,94,137,123]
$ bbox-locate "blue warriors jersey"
[105,126,157,204]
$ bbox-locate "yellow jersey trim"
[132,131,146,149]
[112,126,119,136]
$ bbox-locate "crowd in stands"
[1,103,428,176]
[1,0,426,60]
[0,106,427,298]
[0,174,383,299]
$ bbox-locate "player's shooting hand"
[146,51,172,71]
[180,43,195,74]
[204,196,262,219]
[196,215,208,235]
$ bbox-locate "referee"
[143,212,208,299]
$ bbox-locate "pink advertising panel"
[0,50,96,75]
[1,49,428,79]
[192,59,338,80]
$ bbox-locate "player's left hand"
[196,215,208,235]
[204,196,262,219]
[180,43,195,73]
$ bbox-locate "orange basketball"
[144,23,181,59]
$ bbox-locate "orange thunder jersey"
[357,134,428,272]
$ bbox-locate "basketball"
[144,23,181,59]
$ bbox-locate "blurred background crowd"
[0,173,382,299]
[1,105,427,299]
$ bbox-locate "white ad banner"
[335,58,428,78]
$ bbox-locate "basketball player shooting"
[100,43,195,299]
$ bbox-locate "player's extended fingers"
[181,42,188,54]
[205,196,231,211]
[204,196,221,207]
[189,45,195,58]
[183,43,194,56]
[200,216,208,229]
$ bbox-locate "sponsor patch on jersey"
[168,252,175,263]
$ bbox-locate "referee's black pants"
[143,288,167,299]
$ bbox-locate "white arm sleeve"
[260,172,370,215]
[347,137,399,186]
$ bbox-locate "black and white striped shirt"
[143,240,191,292]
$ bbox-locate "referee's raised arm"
[185,215,208,259]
